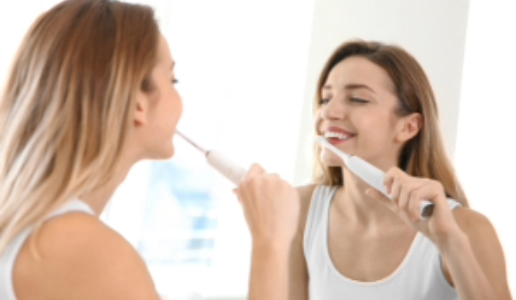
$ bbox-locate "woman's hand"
[235,164,301,300]
[365,167,464,247]
[234,164,300,248]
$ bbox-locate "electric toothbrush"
[317,136,434,219]
[175,131,246,185]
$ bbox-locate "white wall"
[293,0,470,185]
[456,0,516,293]
[164,0,315,183]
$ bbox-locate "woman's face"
[138,34,183,159]
[317,56,408,171]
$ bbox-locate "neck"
[79,151,138,216]
[334,167,402,227]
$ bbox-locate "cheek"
[362,117,398,148]
[315,120,322,136]
[315,111,324,135]
[169,90,183,121]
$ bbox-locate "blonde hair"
[312,40,468,206]
[0,0,159,254]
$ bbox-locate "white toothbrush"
[176,131,246,185]
[317,137,434,219]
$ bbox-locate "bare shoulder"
[296,184,317,203]
[450,207,513,299]
[295,184,318,231]
[451,206,506,259]
[14,212,160,300]
[288,184,317,300]
[296,184,317,211]
[452,206,498,239]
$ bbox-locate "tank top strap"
[304,185,338,258]
[447,198,462,211]
[50,199,95,218]
[0,199,94,300]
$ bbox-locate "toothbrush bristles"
[175,130,207,154]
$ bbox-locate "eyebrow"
[322,83,376,94]
[170,61,175,70]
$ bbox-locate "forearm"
[438,232,500,300]
[248,241,290,300]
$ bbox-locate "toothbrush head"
[175,130,207,154]
[316,136,351,164]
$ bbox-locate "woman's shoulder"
[296,184,318,203]
[14,212,159,300]
[447,206,512,298]
[294,184,320,233]
[452,206,497,239]
[450,206,505,259]
[296,183,320,213]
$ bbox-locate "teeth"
[324,131,352,140]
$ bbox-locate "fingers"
[234,164,266,199]
[381,167,444,222]
[383,166,403,198]
[408,187,423,221]
[233,164,300,246]
[243,163,266,181]
[407,181,443,220]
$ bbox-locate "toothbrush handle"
[205,147,435,218]
[206,150,247,186]
[420,200,434,219]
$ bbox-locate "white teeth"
[324,131,352,140]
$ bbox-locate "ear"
[133,90,150,128]
[395,113,422,143]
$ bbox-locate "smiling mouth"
[323,131,355,144]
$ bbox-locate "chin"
[149,144,175,160]
[322,160,343,168]
[163,145,175,159]
[320,152,344,167]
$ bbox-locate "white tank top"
[304,185,460,300]
[0,199,94,300]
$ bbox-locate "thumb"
[243,163,266,181]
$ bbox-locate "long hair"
[0,0,160,254]
[312,40,468,206]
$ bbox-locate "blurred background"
[1,0,515,299]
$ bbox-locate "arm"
[288,185,316,300]
[439,208,513,300]
[14,213,161,300]
[248,241,292,300]
[234,165,301,300]
[367,167,512,300]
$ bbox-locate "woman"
[287,40,513,300]
[0,1,299,299]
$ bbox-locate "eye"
[319,98,330,105]
[171,78,179,85]
[350,97,368,103]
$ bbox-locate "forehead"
[325,56,394,92]
[156,35,173,67]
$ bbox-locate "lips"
[322,127,356,145]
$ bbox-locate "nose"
[320,97,346,121]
